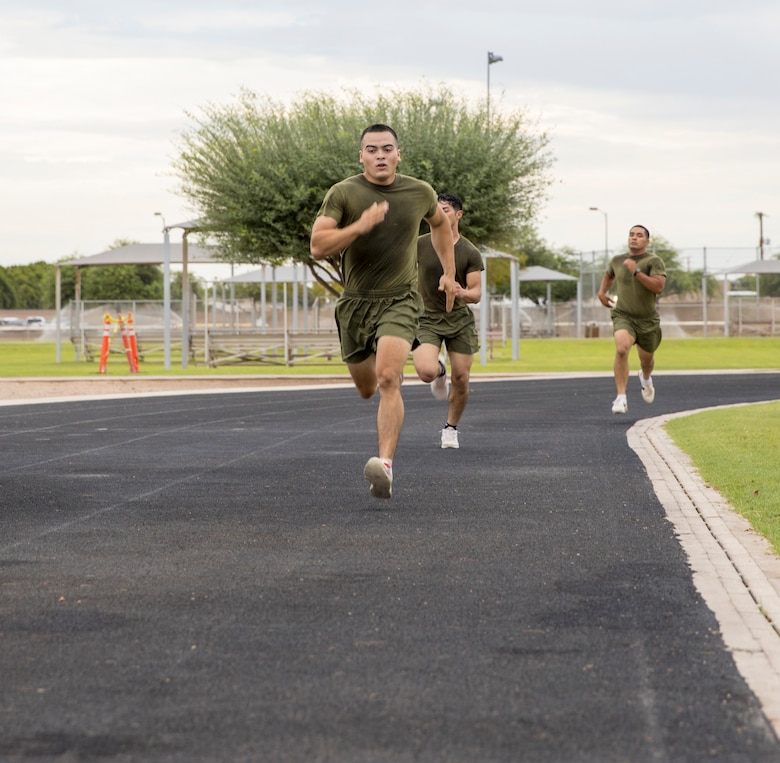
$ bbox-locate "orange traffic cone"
[98,314,112,373]
[117,314,138,373]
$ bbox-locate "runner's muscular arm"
[638,273,666,295]
[310,201,389,260]
[622,257,666,295]
[427,206,456,312]
[455,270,482,304]
[597,270,615,307]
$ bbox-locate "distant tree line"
[4,244,778,313]
[0,260,201,310]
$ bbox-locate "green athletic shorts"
[417,307,480,355]
[611,309,663,353]
[335,288,423,364]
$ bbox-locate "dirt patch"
[0,375,354,401]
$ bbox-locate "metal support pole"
[510,258,519,360]
[55,266,62,363]
[180,232,189,369]
[702,247,708,338]
[480,259,488,366]
[487,51,503,124]
[163,228,171,369]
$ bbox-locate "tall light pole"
[487,51,503,124]
[756,211,767,259]
[589,206,609,263]
[154,212,172,369]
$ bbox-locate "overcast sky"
[1,0,778,273]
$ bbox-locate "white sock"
[616,393,627,402]
[641,375,652,386]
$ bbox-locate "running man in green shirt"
[310,124,456,498]
[413,193,484,449]
[597,224,667,414]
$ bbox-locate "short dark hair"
[360,124,398,145]
[437,193,463,211]
[631,224,650,238]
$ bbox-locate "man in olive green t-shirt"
[597,224,667,414]
[413,193,484,449]
[310,124,456,498]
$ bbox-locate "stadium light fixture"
[487,51,503,124]
[589,207,609,262]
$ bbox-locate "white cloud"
[0,1,778,270]
[139,10,302,34]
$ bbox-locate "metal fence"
[503,297,779,339]
[577,245,780,275]
[60,288,780,361]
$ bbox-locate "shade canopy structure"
[220,263,338,285]
[55,235,231,366]
[214,263,338,334]
[718,258,780,275]
[480,248,522,362]
[717,257,780,337]
[518,265,578,283]
[477,250,585,360]
[61,242,223,268]
[517,265,581,340]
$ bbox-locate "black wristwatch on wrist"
[634,267,641,277]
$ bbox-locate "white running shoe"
[363,457,393,499]
[430,354,449,401]
[639,372,655,403]
[612,396,628,414]
[440,427,460,449]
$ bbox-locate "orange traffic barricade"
[98,314,112,374]
[126,312,140,371]
[117,313,139,373]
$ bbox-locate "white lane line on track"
[629,403,780,737]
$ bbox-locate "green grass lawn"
[2,336,779,557]
[665,402,780,557]
[2,336,780,376]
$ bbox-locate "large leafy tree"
[0,261,51,308]
[0,269,16,308]
[7,261,50,308]
[645,235,704,297]
[81,264,163,301]
[172,85,554,294]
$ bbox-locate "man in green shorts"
[413,193,484,449]
[310,124,456,498]
[597,224,666,414]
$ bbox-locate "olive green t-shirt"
[608,252,667,318]
[316,173,439,296]
[417,233,484,312]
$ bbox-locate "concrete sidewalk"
[630,406,780,736]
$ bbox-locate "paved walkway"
[1,371,779,762]
[630,404,780,735]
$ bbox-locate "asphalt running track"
[1,372,780,763]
